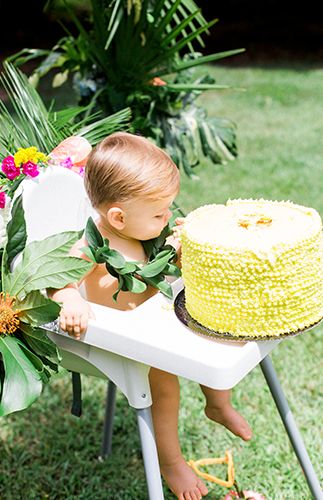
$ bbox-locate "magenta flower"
[59,157,73,169]
[1,156,20,180]
[0,191,6,209]
[22,161,39,178]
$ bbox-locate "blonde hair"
[84,132,180,209]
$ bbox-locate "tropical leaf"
[15,290,61,327]
[8,230,84,296]
[101,249,126,269]
[163,263,181,276]
[7,0,242,175]
[123,274,147,293]
[141,224,171,259]
[145,274,173,299]
[76,108,131,145]
[0,336,43,416]
[0,62,62,153]
[0,63,131,154]
[85,217,104,247]
[10,257,92,299]
[1,195,27,285]
[18,323,61,363]
[137,250,174,278]
[169,49,245,73]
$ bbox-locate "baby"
[50,132,252,500]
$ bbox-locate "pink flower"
[0,191,6,209]
[243,491,265,500]
[22,161,39,178]
[221,491,265,500]
[50,136,92,168]
[1,156,20,180]
[60,156,73,169]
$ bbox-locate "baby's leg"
[200,386,252,441]
[149,368,208,499]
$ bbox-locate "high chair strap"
[71,371,82,417]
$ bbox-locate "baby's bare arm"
[48,237,95,339]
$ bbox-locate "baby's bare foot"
[160,457,208,499]
[205,404,252,441]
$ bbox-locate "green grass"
[1,64,323,500]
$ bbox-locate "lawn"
[0,63,322,500]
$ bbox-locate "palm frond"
[168,49,246,73]
[0,63,62,152]
[104,0,124,49]
[74,108,132,145]
[7,0,242,175]
[0,63,131,155]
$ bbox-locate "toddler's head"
[84,132,180,240]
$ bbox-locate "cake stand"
[174,289,323,342]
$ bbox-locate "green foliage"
[84,216,180,300]
[7,230,92,299]
[0,63,131,155]
[9,0,244,176]
[0,336,44,416]
[0,195,91,416]
[2,195,26,273]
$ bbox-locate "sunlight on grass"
[0,63,322,500]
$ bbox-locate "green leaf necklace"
[83,217,181,301]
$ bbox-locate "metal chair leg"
[100,380,117,458]
[137,407,164,500]
[260,355,323,500]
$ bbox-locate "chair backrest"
[17,166,105,378]
[20,166,97,243]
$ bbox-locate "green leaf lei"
[83,217,181,301]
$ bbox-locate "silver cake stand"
[174,289,323,342]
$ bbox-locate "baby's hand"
[166,217,185,263]
[51,287,95,339]
[168,217,185,249]
[172,217,185,239]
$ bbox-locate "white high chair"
[20,167,322,499]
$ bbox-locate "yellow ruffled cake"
[181,199,323,337]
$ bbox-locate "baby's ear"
[107,207,126,230]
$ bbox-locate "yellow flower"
[14,147,47,167]
[0,293,20,335]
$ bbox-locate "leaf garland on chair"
[0,195,92,416]
[83,217,181,301]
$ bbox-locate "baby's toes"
[197,478,208,496]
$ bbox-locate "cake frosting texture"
[181,199,323,337]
